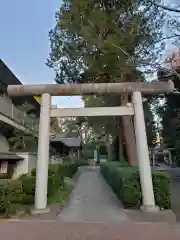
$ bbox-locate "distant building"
[0,59,40,178]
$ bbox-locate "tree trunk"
[118,122,124,161]
[121,94,137,165]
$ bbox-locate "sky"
[0,1,176,109]
[0,0,83,108]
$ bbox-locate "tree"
[47,0,165,164]
[8,130,38,152]
[157,49,180,164]
[50,117,62,134]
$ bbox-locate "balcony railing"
[0,94,39,133]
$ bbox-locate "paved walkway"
[58,167,129,223]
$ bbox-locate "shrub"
[100,162,171,209]
[19,174,36,205]
[152,171,171,209]
[31,163,78,179]
[0,180,23,216]
[31,168,36,177]
[31,163,78,197]
[47,164,64,197]
[19,174,36,196]
[0,163,79,216]
[62,163,78,178]
[77,161,89,167]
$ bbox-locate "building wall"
[0,133,9,152]
[0,93,13,118]
[12,153,29,179]
[27,153,37,172]
[12,152,37,179]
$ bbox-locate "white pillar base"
[31,207,50,215]
[140,205,160,213]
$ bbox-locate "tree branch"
[149,0,180,13]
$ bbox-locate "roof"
[50,135,82,148]
[0,152,24,160]
[0,59,40,116]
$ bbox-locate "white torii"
[7,80,174,213]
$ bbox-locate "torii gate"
[7,80,174,213]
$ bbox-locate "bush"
[0,180,23,216]
[19,174,36,205]
[47,164,64,197]
[31,163,78,197]
[0,163,79,217]
[100,162,171,209]
[62,163,78,178]
[77,161,89,167]
[19,174,36,196]
[31,163,78,179]
[31,168,36,177]
[152,171,171,209]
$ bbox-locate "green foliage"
[60,163,78,178]
[48,1,164,84]
[19,174,36,205]
[152,171,172,209]
[8,130,38,152]
[63,155,90,166]
[47,0,165,142]
[0,180,23,216]
[156,67,180,164]
[47,164,64,197]
[31,168,36,177]
[100,162,171,209]
[77,161,90,167]
[0,163,79,217]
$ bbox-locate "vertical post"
[168,150,172,166]
[77,149,80,159]
[11,104,14,118]
[152,151,155,168]
[132,91,159,212]
[34,93,51,212]
[93,148,98,166]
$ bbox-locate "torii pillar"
[133,91,159,212]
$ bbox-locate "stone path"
[58,167,129,223]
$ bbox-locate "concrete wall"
[0,133,9,152]
[0,93,36,133]
[0,93,13,118]
[12,152,37,179]
[27,153,37,172]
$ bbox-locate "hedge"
[0,163,79,216]
[0,180,23,216]
[100,162,172,209]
